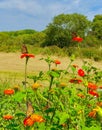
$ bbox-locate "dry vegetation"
[0,52,102,73]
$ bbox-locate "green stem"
[24,62,27,89]
[45,76,54,126]
[24,57,28,89]
[49,76,53,91]
[24,58,29,109]
[78,43,83,61]
[37,91,52,105]
[47,76,54,106]
[50,108,56,124]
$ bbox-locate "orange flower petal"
[72,36,83,42]
[88,110,96,118]
[4,89,15,95]
[3,115,13,120]
[69,78,82,84]
[77,93,85,98]
[21,53,35,59]
[30,114,45,123]
[88,82,97,90]
[54,60,61,65]
[23,116,34,126]
[78,69,85,77]
[89,90,99,97]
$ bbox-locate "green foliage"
[41,46,66,56]
[81,47,102,61]
[8,29,37,37]
[0,29,46,52]
[83,35,102,47]
[62,47,79,57]
[0,54,102,129]
[0,13,102,61]
[43,13,90,48]
[92,14,102,39]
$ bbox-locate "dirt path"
[0,52,102,73]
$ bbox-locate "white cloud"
[0,0,42,15]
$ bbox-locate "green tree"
[92,15,102,39]
[31,32,46,46]
[20,32,46,46]
[8,29,37,37]
[0,32,9,43]
[43,13,90,48]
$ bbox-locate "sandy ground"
[0,52,102,73]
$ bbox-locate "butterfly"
[26,101,34,117]
[21,44,28,54]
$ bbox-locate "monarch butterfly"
[26,101,34,117]
[21,44,28,54]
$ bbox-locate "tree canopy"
[92,15,102,39]
[0,13,102,52]
[43,13,91,48]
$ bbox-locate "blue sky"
[0,0,102,32]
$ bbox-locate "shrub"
[81,47,102,61]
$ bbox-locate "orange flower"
[69,78,82,84]
[24,114,45,126]
[77,93,85,98]
[88,110,96,118]
[72,36,83,42]
[88,82,97,90]
[30,114,45,123]
[3,115,13,120]
[4,89,15,95]
[54,60,61,65]
[99,86,102,89]
[23,116,34,126]
[97,102,102,107]
[59,82,67,88]
[32,83,41,90]
[78,69,85,77]
[21,53,35,59]
[89,90,99,97]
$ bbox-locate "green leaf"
[48,70,60,78]
[37,123,46,130]
[82,126,101,130]
[12,91,26,102]
[56,111,69,125]
[71,66,76,72]
[15,112,26,117]
[6,123,19,130]
[45,107,55,113]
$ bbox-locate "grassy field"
[0,52,102,86]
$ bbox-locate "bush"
[83,35,102,47]
[81,47,102,61]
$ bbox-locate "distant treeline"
[0,13,102,60]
